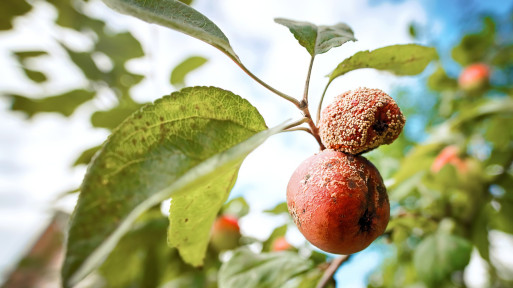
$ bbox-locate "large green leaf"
[328,44,438,83]
[97,208,220,288]
[101,0,240,62]
[9,89,95,118]
[167,165,238,266]
[275,18,355,56]
[413,231,472,285]
[61,86,287,287]
[218,249,314,288]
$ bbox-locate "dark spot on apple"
[358,208,375,233]
[377,184,387,206]
[372,120,389,135]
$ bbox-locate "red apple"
[458,63,490,91]
[271,236,293,251]
[431,146,466,174]
[287,149,389,254]
[211,215,241,251]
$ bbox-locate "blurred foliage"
[367,13,513,288]
[170,55,208,88]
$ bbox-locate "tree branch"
[316,255,350,288]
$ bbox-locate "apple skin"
[210,215,241,252]
[458,63,490,91]
[286,149,389,255]
[271,236,293,251]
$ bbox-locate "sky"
[1,0,513,287]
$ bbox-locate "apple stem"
[316,81,331,125]
[300,107,325,150]
[315,255,351,288]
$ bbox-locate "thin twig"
[299,107,325,150]
[229,55,300,107]
[316,255,350,288]
[284,127,313,135]
[283,117,309,131]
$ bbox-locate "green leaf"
[427,65,458,92]
[9,89,95,118]
[91,103,145,130]
[264,202,289,215]
[0,0,32,30]
[262,224,288,252]
[274,18,355,56]
[95,31,145,63]
[97,208,219,288]
[170,56,208,88]
[218,249,314,288]
[14,50,47,62]
[413,231,472,285]
[472,205,491,261]
[64,47,103,81]
[101,0,240,62]
[451,17,495,66]
[61,86,287,287]
[98,210,169,287]
[167,171,238,266]
[282,267,333,288]
[390,143,441,190]
[408,23,418,38]
[297,268,334,288]
[219,196,250,218]
[484,115,513,150]
[73,145,102,166]
[452,98,513,127]
[22,67,47,83]
[328,44,438,83]
[492,44,513,67]
[492,194,513,235]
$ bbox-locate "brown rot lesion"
[372,120,389,135]
[357,208,376,233]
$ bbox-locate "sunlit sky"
[1,0,513,286]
